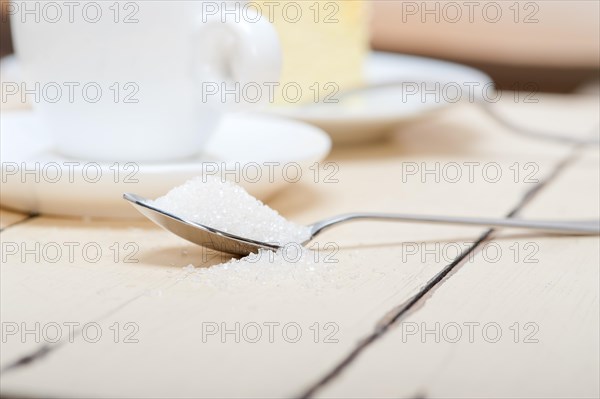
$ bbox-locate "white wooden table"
[1,93,599,398]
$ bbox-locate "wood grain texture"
[0,94,598,398]
[316,151,600,399]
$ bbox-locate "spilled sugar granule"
[153,177,365,292]
[151,176,311,244]
[182,247,363,293]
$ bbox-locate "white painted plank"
[317,150,600,398]
[0,95,596,397]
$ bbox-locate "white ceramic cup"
[10,1,281,162]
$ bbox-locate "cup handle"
[192,8,282,104]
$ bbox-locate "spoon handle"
[309,213,600,237]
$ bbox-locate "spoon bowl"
[124,193,279,256]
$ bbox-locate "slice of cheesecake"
[258,0,370,105]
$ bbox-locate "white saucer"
[266,51,493,144]
[0,111,331,218]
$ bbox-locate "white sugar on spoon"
[151,176,311,245]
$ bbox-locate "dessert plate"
[266,51,493,144]
[0,111,331,218]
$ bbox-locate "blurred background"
[2,0,598,93]
[370,1,599,93]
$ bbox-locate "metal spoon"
[124,193,599,256]
[334,80,599,146]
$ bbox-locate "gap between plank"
[0,147,583,389]
[297,146,583,398]
[0,271,183,375]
